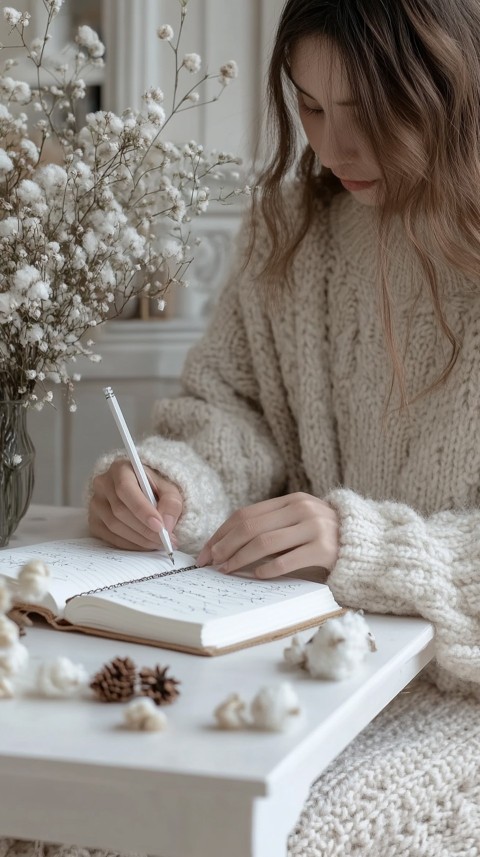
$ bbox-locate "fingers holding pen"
[112,461,183,533]
[153,482,184,537]
[89,494,175,550]
[89,460,183,550]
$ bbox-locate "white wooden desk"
[0,506,435,857]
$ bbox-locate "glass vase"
[0,401,35,547]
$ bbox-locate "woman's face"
[290,37,382,206]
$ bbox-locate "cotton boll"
[250,682,301,732]
[0,642,29,677]
[0,577,13,614]
[0,615,19,647]
[283,634,307,668]
[36,656,88,697]
[123,697,168,732]
[0,677,14,698]
[17,559,50,601]
[214,693,248,729]
[304,611,377,681]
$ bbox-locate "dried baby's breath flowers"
[0,0,245,408]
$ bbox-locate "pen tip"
[169,553,175,568]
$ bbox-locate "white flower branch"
[0,0,246,408]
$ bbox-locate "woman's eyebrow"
[288,72,356,107]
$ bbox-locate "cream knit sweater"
[10,188,477,857]
[95,187,480,698]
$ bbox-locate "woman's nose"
[315,126,355,174]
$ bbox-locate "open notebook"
[0,538,342,655]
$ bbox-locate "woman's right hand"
[88,459,184,551]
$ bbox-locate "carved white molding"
[175,210,241,319]
[102,0,168,115]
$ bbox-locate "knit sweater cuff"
[325,488,480,685]
[90,436,233,554]
[325,487,432,614]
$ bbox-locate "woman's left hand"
[196,492,340,578]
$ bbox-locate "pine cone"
[138,665,181,706]
[89,656,137,702]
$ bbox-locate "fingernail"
[163,514,176,535]
[196,549,211,567]
[147,516,163,533]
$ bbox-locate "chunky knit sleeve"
[325,488,480,687]
[92,216,287,554]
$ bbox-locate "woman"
[88,0,480,854]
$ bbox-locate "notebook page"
[69,565,323,624]
[0,538,196,614]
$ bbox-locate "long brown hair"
[254,0,480,407]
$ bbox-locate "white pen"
[103,386,175,566]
